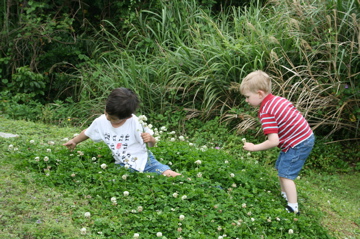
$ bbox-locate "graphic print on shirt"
[104,132,138,168]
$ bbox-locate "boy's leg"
[162,170,181,177]
[280,177,297,203]
[279,177,288,201]
[145,151,181,177]
[280,176,299,213]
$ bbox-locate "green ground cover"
[1,117,359,238]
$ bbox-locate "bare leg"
[279,176,285,192]
[279,177,288,200]
[279,177,297,203]
[162,170,181,177]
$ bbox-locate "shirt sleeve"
[84,118,103,142]
[260,112,279,135]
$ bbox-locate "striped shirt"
[259,94,313,152]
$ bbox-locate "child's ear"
[257,90,267,98]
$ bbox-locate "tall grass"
[53,0,359,138]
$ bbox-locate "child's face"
[242,90,264,107]
[104,111,125,126]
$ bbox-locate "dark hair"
[105,88,140,119]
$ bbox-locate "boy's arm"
[243,133,279,152]
[63,129,89,150]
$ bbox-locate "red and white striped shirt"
[259,94,313,152]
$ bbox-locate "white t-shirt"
[85,114,153,172]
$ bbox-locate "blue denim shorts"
[117,151,170,175]
[275,134,315,180]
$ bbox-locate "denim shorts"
[275,134,315,180]
[117,151,170,175]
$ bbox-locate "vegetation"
[0,0,359,238]
[1,117,359,238]
[0,0,359,139]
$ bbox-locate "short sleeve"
[260,112,279,135]
[84,118,103,142]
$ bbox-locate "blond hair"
[240,70,272,94]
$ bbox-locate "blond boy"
[240,70,315,214]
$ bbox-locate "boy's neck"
[110,116,132,128]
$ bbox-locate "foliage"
[1,117,337,238]
[0,0,359,140]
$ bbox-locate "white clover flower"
[179,215,185,220]
[138,115,148,122]
[169,131,176,135]
[73,133,79,137]
[111,197,117,203]
[44,156,49,162]
[101,163,107,169]
[133,233,140,238]
[92,157,97,161]
[147,124,153,129]
[224,160,229,164]
[84,212,91,218]
[80,227,87,235]
[124,164,130,169]
[241,138,246,144]
[71,173,76,177]
[29,140,35,144]
[173,192,178,198]
[35,157,40,161]
[230,173,235,177]
[48,141,55,145]
[160,126,167,131]
[46,149,51,153]
[170,138,175,142]
[14,147,19,151]
[122,174,128,180]
[77,151,84,156]
[156,232,162,237]
[181,195,187,200]
[179,135,185,141]
[8,144,14,150]
[137,206,143,212]
[247,152,251,156]
[276,217,281,221]
[197,172,202,178]
[218,236,223,239]
[123,191,129,196]
[168,162,172,166]
[189,143,194,146]
[200,145,208,152]
[62,137,69,141]
[251,218,255,222]
[232,183,237,188]
[195,160,202,165]
[288,229,294,234]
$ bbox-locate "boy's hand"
[63,140,77,150]
[141,132,153,143]
[243,142,255,151]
